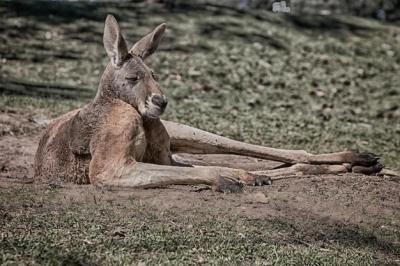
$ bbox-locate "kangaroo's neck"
[143,117,162,130]
[93,64,114,104]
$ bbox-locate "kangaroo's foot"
[350,162,384,175]
[307,149,380,167]
[251,162,383,180]
[342,150,380,167]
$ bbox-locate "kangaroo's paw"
[215,175,244,193]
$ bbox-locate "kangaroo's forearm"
[101,162,242,188]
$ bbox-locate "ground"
[0,1,399,265]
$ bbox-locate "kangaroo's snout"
[151,94,168,111]
[143,94,168,118]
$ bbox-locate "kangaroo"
[34,15,383,192]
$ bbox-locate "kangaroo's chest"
[131,124,171,164]
[132,126,147,161]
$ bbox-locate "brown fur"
[34,15,384,191]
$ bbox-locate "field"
[0,1,399,265]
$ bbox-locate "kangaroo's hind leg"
[171,153,288,171]
[162,120,381,172]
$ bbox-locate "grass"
[0,185,390,265]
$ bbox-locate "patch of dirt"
[0,112,48,137]
[0,111,48,180]
[0,135,37,180]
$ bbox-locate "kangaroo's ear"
[130,23,166,60]
[103,15,128,67]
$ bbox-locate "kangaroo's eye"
[125,76,141,83]
[152,73,158,80]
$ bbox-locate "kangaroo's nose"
[151,94,168,110]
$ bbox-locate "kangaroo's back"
[34,108,91,184]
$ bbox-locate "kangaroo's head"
[100,15,167,119]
